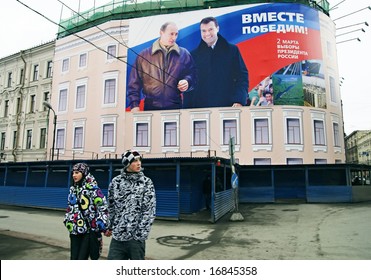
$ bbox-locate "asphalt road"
[1,202,371,260]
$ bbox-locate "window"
[102,124,114,147]
[333,122,340,147]
[193,121,207,146]
[136,123,148,147]
[73,127,84,149]
[164,122,177,146]
[4,100,9,117]
[133,114,152,152]
[0,132,5,150]
[33,64,39,81]
[287,158,303,165]
[46,61,53,78]
[79,53,87,68]
[329,76,337,103]
[13,131,17,149]
[254,119,269,144]
[76,85,86,109]
[315,159,327,164]
[62,58,69,72]
[191,112,211,152]
[26,130,32,149]
[104,79,116,104]
[40,128,46,149]
[58,89,68,112]
[314,120,325,145]
[29,95,35,113]
[107,45,116,60]
[254,158,271,165]
[287,118,301,144]
[43,92,49,111]
[161,112,179,152]
[102,72,118,106]
[7,72,12,87]
[16,98,21,114]
[19,69,24,84]
[100,116,118,152]
[223,119,237,145]
[56,129,65,150]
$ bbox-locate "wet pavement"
[1,202,371,260]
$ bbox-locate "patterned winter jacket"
[63,173,109,235]
[107,169,156,241]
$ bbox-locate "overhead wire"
[56,0,179,86]
[15,0,228,156]
[16,0,177,90]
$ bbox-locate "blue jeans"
[107,238,145,260]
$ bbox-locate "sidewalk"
[1,202,371,260]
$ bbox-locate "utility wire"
[16,0,226,155]
[16,0,177,91]
[56,0,179,85]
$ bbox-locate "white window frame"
[311,110,327,152]
[100,115,118,153]
[219,110,241,152]
[254,158,271,165]
[106,44,117,61]
[72,119,86,153]
[286,158,303,165]
[57,82,69,114]
[55,121,67,155]
[75,78,88,112]
[161,112,180,153]
[190,111,210,152]
[283,108,304,152]
[102,71,118,107]
[251,108,272,151]
[133,113,152,153]
[315,158,327,164]
[331,114,342,154]
[78,52,88,69]
[61,58,70,73]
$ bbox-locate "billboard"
[125,3,325,111]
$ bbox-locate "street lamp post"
[43,101,57,161]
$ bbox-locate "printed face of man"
[159,23,178,47]
[200,21,219,47]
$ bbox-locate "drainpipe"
[12,50,26,162]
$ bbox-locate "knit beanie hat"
[72,163,89,177]
[122,150,142,169]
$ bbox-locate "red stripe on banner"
[237,29,322,91]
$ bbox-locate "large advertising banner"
[125,3,325,111]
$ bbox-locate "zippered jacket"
[63,173,109,235]
[127,39,196,110]
[107,169,156,241]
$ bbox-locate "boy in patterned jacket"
[105,150,156,260]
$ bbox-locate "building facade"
[345,130,371,165]
[1,1,344,165]
[46,0,344,165]
[0,41,55,162]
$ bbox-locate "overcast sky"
[1,0,370,135]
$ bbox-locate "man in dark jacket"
[184,17,249,109]
[127,22,196,111]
